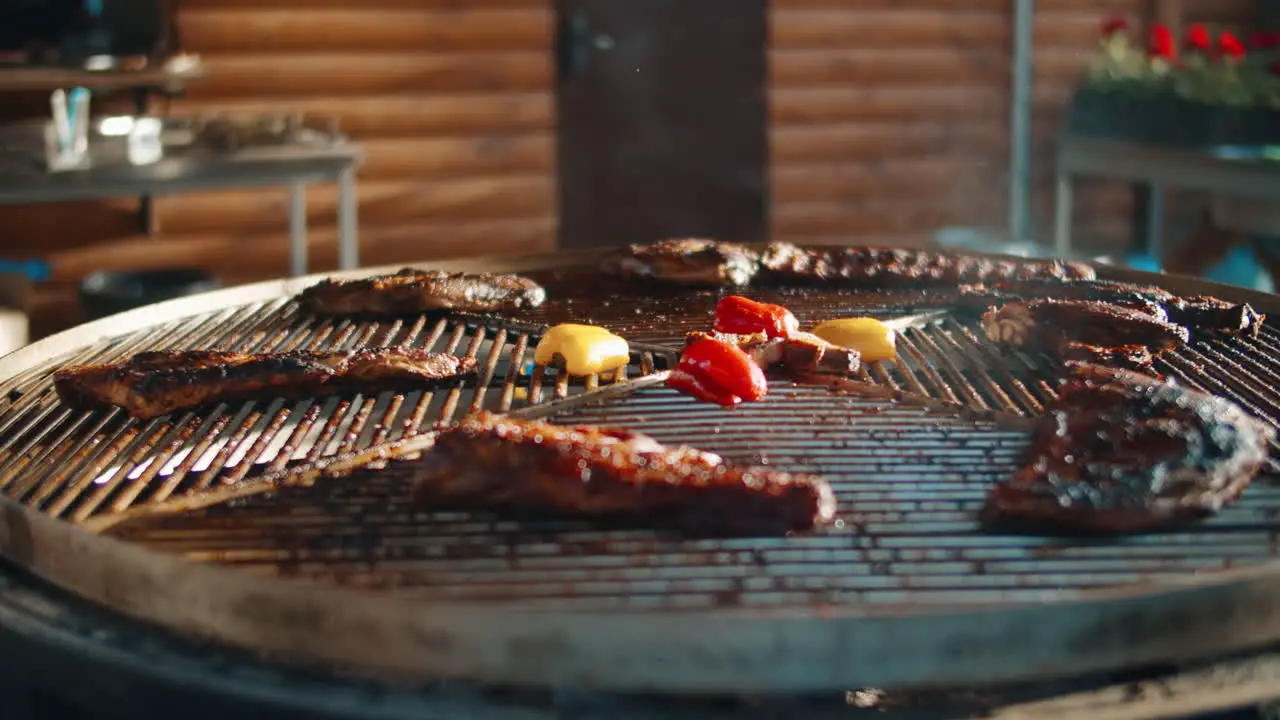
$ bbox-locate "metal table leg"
[1053,173,1074,256]
[1145,183,1166,270]
[289,182,308,277]
[337,165,359,270]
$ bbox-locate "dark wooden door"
[555,0,768,250]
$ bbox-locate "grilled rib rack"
[2,250,1280,694]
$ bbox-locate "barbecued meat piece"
[686,330,783,367]
[53,348,476,419]
[600,238,760,287]
[956,279,1264,338]
[1058,342,1156,374]
[780,331,861,374]
[1168,295,1265,338]
[982,363,1274,534]
[684,329,860,374]
[296,268,547,317]
[982,299,1190,355]
[404,411,837,536]
[758,242,1096,287]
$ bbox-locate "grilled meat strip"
[407,411,837,536]
[684,330,860,374]
[601,239,1097,290]
[758,242,1097,288]
[982,362,1274,534]
[956,279,1264,338]
[54,348,476,419]
[296,268,547,317]
[1058,342,1155,374]
[600,238,760,288]
[982,299,1190,364]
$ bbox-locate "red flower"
[1185,23,1212,52]
[1219,31,1247,60]
[1251,31,1280,49]
[1148,24,1177,59]
[1101,17,1129,38]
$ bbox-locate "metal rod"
[1054,172,1073,255]
[289,182,308,277]
[1146,183,1166,268]
[337,165,359,270]
[1009,0,1035,245]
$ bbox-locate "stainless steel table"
[0,141,365,277]
[1053,136,1280,260]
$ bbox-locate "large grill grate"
[3,262,1280,691]
[0,296,670,524]
[0,271,1259,610]
[102,380,1280,610]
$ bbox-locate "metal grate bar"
[0,310,243,475]
[103,381,1280,611]
[0,308,278,505]
[3,273,1280,618]
[0,297,669,525]
[938,321,1044,415]
[52,306,333,519]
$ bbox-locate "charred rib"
[404,411,837,536]
[957,279,1264,338]
[1057,342,1156,374]
[759,242,1097,287]
[982,299,1190,356]
[53,348,477,419]
[297,268,547,317]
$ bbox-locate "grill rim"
[2,248,1280,693]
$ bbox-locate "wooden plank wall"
[770,0,1015,249]
[770,0,1256,252]
[22,0,559,336]
[2,0,1259,338]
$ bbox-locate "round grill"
[0,251,1279,694]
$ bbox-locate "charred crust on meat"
[981,362,1274,535]
[957,279,1265,338]
[296,268,547,317]
[396,411,837,537]
[1058,342,1155,375]
[53,348,477,419]
[603,239,1100,290]
[600,238,761,288]
[981,299,1189,357]
[758,242,1097,287]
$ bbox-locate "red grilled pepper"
[667,337,768,407]
[713,295,798,339]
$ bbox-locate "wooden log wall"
[0,0,1259,338]
[770,0,1015,249]
[770,0,1256,252]
[18,0,559,337]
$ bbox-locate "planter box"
[1066,86,1149,140]
[1068,85,1280,148]
[1066,86,1215,147]
[1155,97,1215,148]
[1210,106,1280,146]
